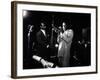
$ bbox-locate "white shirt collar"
[41,29,46,36]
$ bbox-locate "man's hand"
[46,61,54,68]
[47,45,49,48]
[32,55,57,68]
[40,59,48,68]
[41,59,55,68]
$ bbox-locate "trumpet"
[52,26,63,34]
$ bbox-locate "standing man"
[36,22,49,61]
[33,22,58,68]
[57,22,74,67]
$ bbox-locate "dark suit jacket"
[36,30,48,59]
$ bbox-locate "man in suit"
[33,22,58,68]
[36,22,49,61]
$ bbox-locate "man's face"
[62,22,66,31]
[41,23,46,29]
[29,25,33,32]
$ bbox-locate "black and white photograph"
[11,1,97,78]
[23,10,91,69]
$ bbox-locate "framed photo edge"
[11,1,98,78]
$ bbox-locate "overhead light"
[23,10,28,17]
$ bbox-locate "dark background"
[23,10,91,69]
